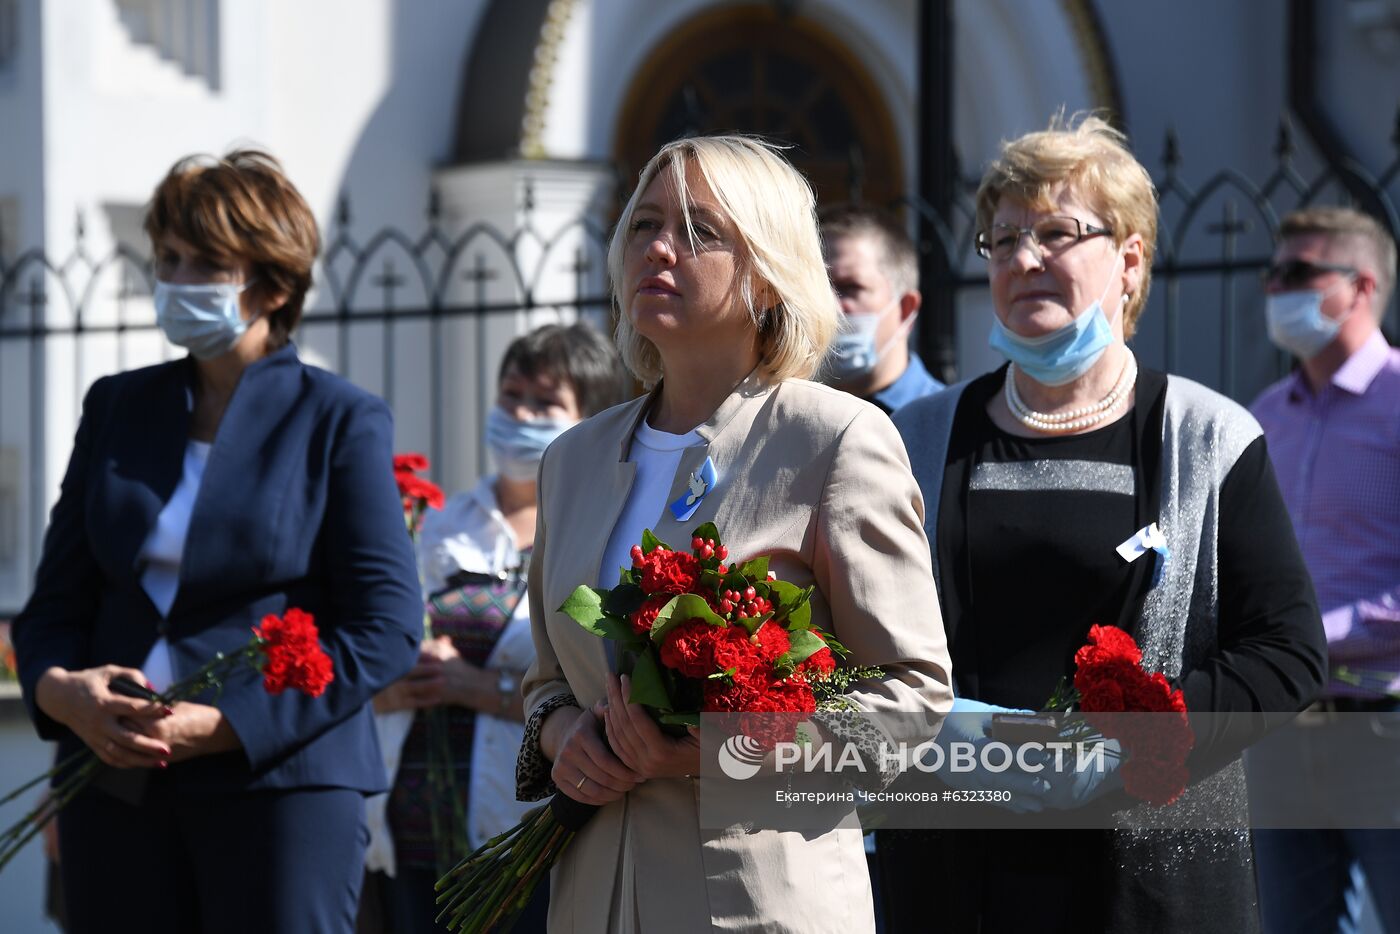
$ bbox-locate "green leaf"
[778,629,827,669]
[559,586,606,628]
[650,593,726,644]
[559,586,639,644]
[641,529,669,554]
[690,521,721,548]
[735,610,774,636]
[627,650,673,710]
[659,711,701,727]
[708,667,737,681]
[767,580,815,629]
[784,601,812,631]
[814,627,848,657]
[738,556,770,581]
[603,583,647,619]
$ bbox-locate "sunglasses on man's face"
[1261,259,1357,289]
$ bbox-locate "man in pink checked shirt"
[1247,206,1400,934]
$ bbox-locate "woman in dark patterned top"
[361,323,625,933]
[886,115,1327,933]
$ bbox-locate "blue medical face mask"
[988,257,1123,386]
[486,407,574,482]
[825,296,913,382]
[153,279,254,359]
[1265,278,1353,359]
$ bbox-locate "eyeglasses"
[1261,259,1357,289]
[975,216,1113,261]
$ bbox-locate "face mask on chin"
[988,252,1125,386]
[825,295,915,383]
[1265,277,1354,360]
[153,279,255,359]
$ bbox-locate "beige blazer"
[523,373,953,934]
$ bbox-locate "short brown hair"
[819,203,919,295]
[498,322,629,417]
[1279,206,1397,317]
[144,149,319,348]
[976,113,1158,338]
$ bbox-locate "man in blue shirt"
[821,205,944,413]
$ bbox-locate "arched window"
[614,5,902,208]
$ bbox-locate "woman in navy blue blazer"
[12,151,423,933]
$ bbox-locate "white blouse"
[137,439,211,693]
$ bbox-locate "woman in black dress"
[884,114,1328,933]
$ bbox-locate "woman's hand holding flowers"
[34,664,171,768]
[933,697,1050,813]
[132,701,240,763]
[549,701,643,806]
[1038,736,1123,809]
[603,673,701,781]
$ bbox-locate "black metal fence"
[1,118,1398,614]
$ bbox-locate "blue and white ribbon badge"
[670,456,717,522]
[1116,521,1171,587]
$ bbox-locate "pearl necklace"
[1005,351,1137,434]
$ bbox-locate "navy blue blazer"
[13,344,422,794]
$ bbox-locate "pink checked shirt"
[1252,330,1400,697]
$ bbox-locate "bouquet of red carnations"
[0,608,334,874]
[1000,624,1195,806]
[433,522,870,932]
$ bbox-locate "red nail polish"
[158,761,168,769]
[162,706,174,716]
[145,680,156,692]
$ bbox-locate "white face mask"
[153,280,254,359]
[825,296,915,382]
[1265,277,1353,360]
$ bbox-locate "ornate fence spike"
[1162,126,1181,176]
[74,209,86,246]
[428,186,442,223]
[1392,104,1400,152]
[1275,117,1295,162]
[337,193,352,230]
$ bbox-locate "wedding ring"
[575,775,588,791]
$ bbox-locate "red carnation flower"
[1122,754,1189,806]
[397,473,445,511]
[393,452,429,474]
[710,627,765,680]
[1073,657,1143,700]
[660,619,723,678]
[752,622,791,662]
[639,549,701,596]
[629,595,672,636]
[253,608,334,697]
[796,646,836,678]
[1074,624,1143,671]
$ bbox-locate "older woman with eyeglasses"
[885,115,1327,933]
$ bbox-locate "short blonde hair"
[976,113,1158,338]
[1280,206,1397,317]
[608,135,839,385]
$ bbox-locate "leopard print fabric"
[515,692,581,802]
[813,705,903,792]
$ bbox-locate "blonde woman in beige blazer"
[516,135,954,934]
